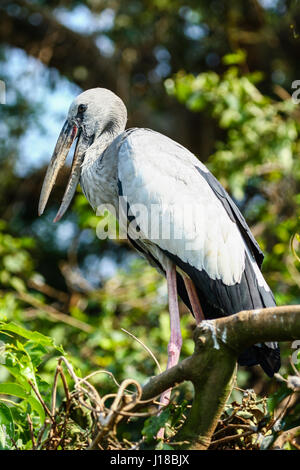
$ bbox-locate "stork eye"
[78,104,87,114]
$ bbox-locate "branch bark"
[140,305,300,449]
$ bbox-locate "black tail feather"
[162,248,281,377]
[238,344,281,377]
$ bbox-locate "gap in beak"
[65,137,79,166]
[50,135,79,211]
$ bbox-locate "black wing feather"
[195,167,264,268]
[118,165,280,377]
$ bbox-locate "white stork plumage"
[39,88,280,402]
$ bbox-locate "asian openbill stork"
[39,88,280,404]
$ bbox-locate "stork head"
[38,88,127,222]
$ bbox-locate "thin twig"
[210,430,255,448]
[27,414,36,449]
[28,279,68,303]
[28,379,54,423]
[121,328,162,373]
[213,423,253,439]
[58,366,71,403]
[289,357,300,377]
[51,365,60,417]
[36,421,50,448]
[78,370,121,389]
[89,379,144,450]
[17,291,93,333]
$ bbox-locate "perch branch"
[139,305,300,449]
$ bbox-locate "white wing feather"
[118,129,245,286]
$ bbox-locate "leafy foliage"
[0,322,62,449]
[1,0,300,451]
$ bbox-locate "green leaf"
[3,252,29,274]
[26,396,45,423]
[155,441,174,450]
[24,341,48,367]
[0,382,29,398]
[142,407,171,442]
[10,277,26,293]
[222,49,246,65]
[236,410,254,419]
[0,383,45,422]
[267,388,290,414]
[0,322,55,347]
[260,434,274,450]
[0,402,14,450]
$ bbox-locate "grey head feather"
[68,88,127,139]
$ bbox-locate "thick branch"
[140,305,300,449]
[212,305,300,353]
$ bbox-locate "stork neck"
[83,122,125,169]
[80,124,124,210]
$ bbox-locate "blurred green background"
[1,0,300,449]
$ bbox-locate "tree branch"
[140,305,300,449]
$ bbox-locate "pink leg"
[157,263,182,439]
[183,276,205,324]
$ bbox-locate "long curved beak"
[38,120,78,217]
[38,114,91,225]
[39,119,92,222]
[52,130,88,223]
